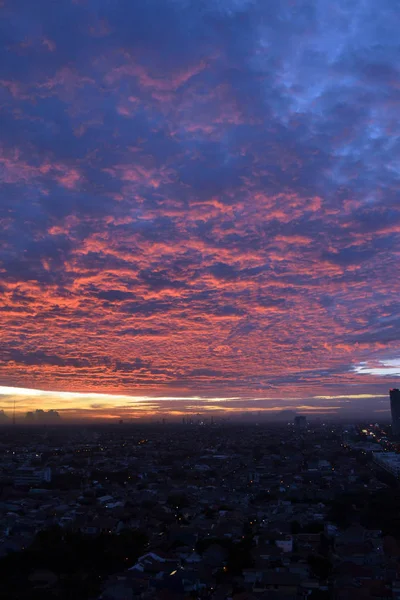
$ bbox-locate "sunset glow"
[0,0,399,420]
[0,386,392,421]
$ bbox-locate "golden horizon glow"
[0,384,390,421]
[1,2,399,419]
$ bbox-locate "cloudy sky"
[0,0,399,420]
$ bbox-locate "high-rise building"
[390,389,400,437]
[294,415,307,430]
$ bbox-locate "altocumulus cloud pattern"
[0,0,399,419]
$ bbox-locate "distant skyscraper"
[294,415,307,430]
[390,389,400,437]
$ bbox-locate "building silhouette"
[390,389,400,437]
[294,415,307,431]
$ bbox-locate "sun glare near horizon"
[0,385,391,421]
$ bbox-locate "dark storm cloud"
[96,290,136,302]
[322,247,378,267]
[138,269,187,291]
[189,368,224,377]
[208,263,240,281]
[1,348,89,369]
[114,358,151,372]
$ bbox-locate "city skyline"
[0,386,395,422]
[1,0,400,420]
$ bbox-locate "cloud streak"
[0,386,390,421]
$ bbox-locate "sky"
[0,0,399,421]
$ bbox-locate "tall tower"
[390,389,400,437]
[294,415,307,431]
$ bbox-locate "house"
[202,543,229,568]
[253,571,301,595]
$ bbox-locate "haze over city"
[1,0,399,421]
